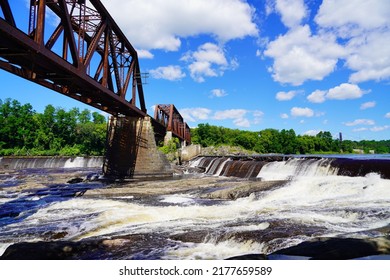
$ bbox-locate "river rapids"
[0,155,390,259]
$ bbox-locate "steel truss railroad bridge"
[0,0,190,177]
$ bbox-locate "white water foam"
[7,170,389,245]
[189,157,203,168]
[64,157,102,168]
[1,157,102,169]
[0,243,12,257]
[213,158,232,176]
[1,157,390,259]
[159,194,195,205]
[164,239,267,260]
[257,158,338,180]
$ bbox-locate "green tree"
[194,123,220,147]
[75,122,107,155]
[0,98,37,149]
[296,135,315,154]
[279,129,297,154]
[1,99,108,156]
[33,105,57,150]
[79,109,91,124]
[341,140,354,153]
[258,129,282,153]
[233,131,258,150]
[92,112,106,124]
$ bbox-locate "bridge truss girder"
[154,104,191,145]
[0,0,146,117]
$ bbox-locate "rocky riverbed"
[1,166,390,260]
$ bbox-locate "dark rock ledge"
[227,236,390,260]
[2,236,390,260]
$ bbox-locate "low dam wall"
[190,155,390,180]
[0,156,103,170]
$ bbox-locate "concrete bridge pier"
[103,116,173,178]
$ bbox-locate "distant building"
[353,149,375,154]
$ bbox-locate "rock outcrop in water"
[227,236,390,260]
[200,180,286,200]
[2,236,390,260]
[0,234,173,260]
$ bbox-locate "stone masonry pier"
[103,116,173,178]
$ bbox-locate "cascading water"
[0,155,389,259]
[256,157,339,180]
[0,156,103,169]
[191,155,390,180]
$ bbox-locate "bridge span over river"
[0,0,190,177]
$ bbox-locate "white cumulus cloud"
[274,0,308,28]
[265,0,390,85]
[137,49,154,59]
[182,43,238,82]
[315,0,390,33]
[346,31,390,83]
[360,101,376,110]
[233,118,251,128]
[101,0,258,51]
[307,90,327,103]
[213,109,250,128]
[385,112,390,118]
[264,25,345,85]
[315,0,390,83]
[290,107,314,117]
[150,65,186,81]
[370,125,390,132]
[178,107,262,128]
[179,108,212,122]
[213,109,247,120]
[303,130,321,136]
[280,113,289,119]
[344,119,375,126]
[210,89,227,98]
[275,90,299,101]
[307,83,368,103]
[326,83,367,100]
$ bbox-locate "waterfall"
[190,157,268,178]
[189,157,204,168]
[189,156,390,180]
[205,157,223,175]
[0,157,103,170]
[213,158,231,176]
[64,157,103,168]
[257,158,338,180]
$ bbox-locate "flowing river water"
[0,155,390,259]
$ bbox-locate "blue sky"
[1,0,389,140]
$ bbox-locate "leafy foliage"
[159,138,180,154]
[1,99,389,156]
[191,123,390,154]
[0,98,107,156]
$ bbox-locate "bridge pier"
[103,116,173,179]
[163,131,188,147]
